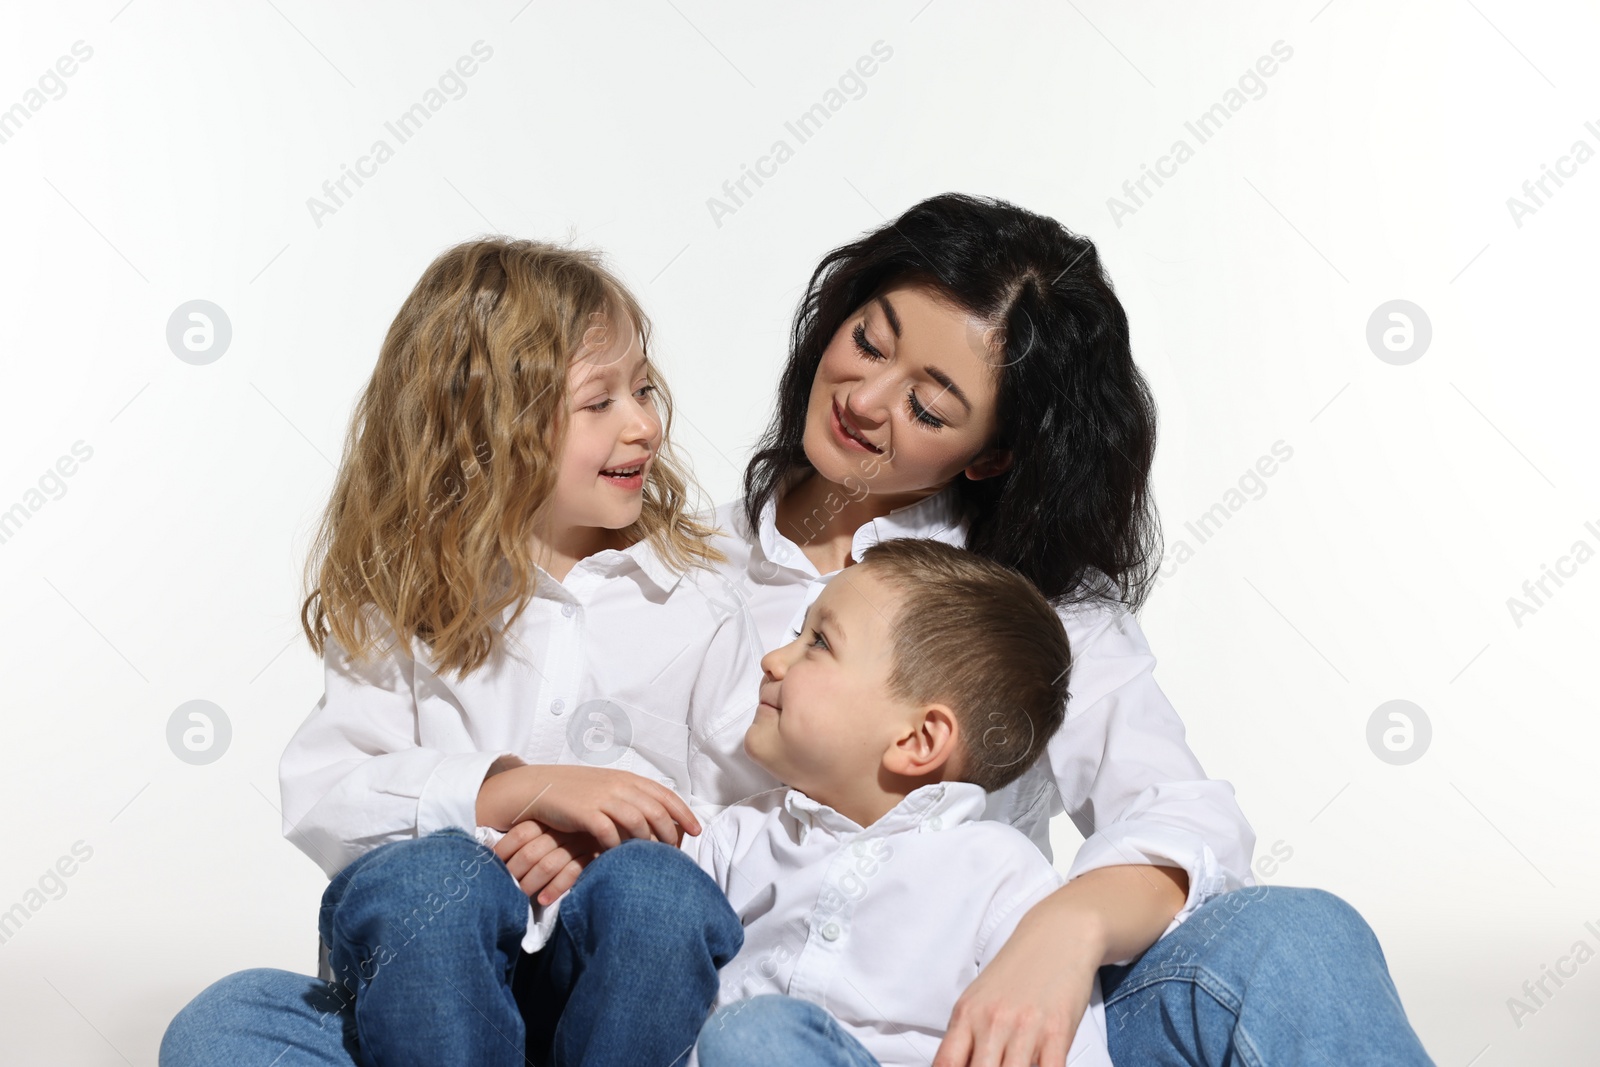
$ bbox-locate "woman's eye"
[907,389,944,429]
[852,322,884,360]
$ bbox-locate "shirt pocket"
[607,701,693,797]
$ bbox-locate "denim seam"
[1109,963,1362,1067]
[1103,963,1266,1067]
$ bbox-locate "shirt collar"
[534,537,687,599]
[781,780,990,839]
[754,476,969,579]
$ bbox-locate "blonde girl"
[161,237,776,1067]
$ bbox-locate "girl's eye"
[907,389,944,429]
[584,398,613,412]
[806,628,829,651]
[634,383,657,400]
[852,322,884,360]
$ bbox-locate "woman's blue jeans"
[163,831,1433,1067]
[160,828,743,1066]
[695,886,1434,1067]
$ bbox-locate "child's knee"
[324,831,524,951]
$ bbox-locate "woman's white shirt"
[704,486,1258,955]
[278,538,783,952]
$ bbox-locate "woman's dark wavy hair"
[743,192,1162,610]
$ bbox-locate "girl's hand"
[933,931,1099,1067]
[493,819,600,906]
[477,763,700,847]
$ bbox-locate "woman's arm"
[1046,605,1254,931]
[934,864,1187,1067]
[933,604,1253,1065]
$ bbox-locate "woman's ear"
[964,448,1013,482]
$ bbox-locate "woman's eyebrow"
[875,294,903,337]
[924,366,971,414]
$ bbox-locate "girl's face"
[548,313,662,534]
[801,281,1012,496]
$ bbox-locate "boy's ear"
[963,448,1013,482]
[884,704,961,779]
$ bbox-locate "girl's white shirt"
[278,539,783,952]
[705,483,1259,957]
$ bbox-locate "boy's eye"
[806,628,828,651]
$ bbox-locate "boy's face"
[744,567,921,801]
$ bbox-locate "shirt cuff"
[470,817,567,954]
[1062,820,1243,965]
[417,750,521,837]
[520,896,565,953]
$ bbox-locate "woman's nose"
[847,372,893,424]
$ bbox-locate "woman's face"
[801,281,1013,496]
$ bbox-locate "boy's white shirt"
[278,537,782,952]
[709,486,1260,956]
[533,780,1112,1067]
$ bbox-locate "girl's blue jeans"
[161,828,743,1066]
[161,830,1434,1066]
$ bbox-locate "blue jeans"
[692,887,1434,1067]
[160,829,743,1067]
[698,995,878,1067]
[1100,885,1433,1065]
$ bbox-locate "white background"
[2,2,1596,1063]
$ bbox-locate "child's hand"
[493,819,599,906]
[478,763,701,848]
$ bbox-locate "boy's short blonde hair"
[856,537,1070,792]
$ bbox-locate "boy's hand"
[477,763,701,848]
[493,820,599,906]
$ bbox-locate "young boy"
[684,536,1113,1067]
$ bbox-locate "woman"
[700,192,1433,1065]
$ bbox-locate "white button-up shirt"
[279,538,784,953]
[705,486,1258,953]
[681,781,1113,1067]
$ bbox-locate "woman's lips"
[831,400,881,453]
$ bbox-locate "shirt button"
[821,922,841,942]
[561,603,576,618]
[551,699,566,715]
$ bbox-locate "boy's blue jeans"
[161,828,742,1066]
[162,830,1434,1066]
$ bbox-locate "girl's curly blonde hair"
[301,237,723,676]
